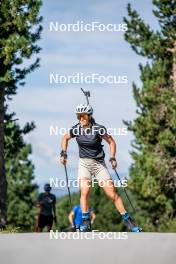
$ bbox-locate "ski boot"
[79,212,91,232]
[70,224,76,232]
[122,212,142,232]
[75,224,80,232]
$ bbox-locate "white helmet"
[75,103,93,115]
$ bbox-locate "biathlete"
[60,103,141,232]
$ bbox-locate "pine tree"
[5,112,38,230]
[0,0,42,226]
[124,0,176,231]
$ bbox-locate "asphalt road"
[0,232,175,264]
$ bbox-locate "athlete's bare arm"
[61,133,72,151]
[68,211,74,225]
[102,134,117,169]
[102,134,116,157]
[90,211,96,224]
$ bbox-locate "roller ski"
[122,213,142,232]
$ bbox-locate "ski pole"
[113,168,136,213]
[64,164,72,211]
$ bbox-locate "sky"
[9,0,159,195]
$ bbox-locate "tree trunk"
[173,42,176,90]
[0,86,7,227]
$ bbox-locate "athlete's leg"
[94,160,126,214]
[47,226,52,232]
[96,162,142,232]
[78,158,92,213]
[78,159,93,231]
[36,214,43,232]
[100,179,126,214]
[46,215,53,232]
[35,216,39,232]
[79,177,92,231]
[79,177,91,213]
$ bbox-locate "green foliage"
[5,113,38,231]
[0,0,43,96]
[56,193,80,231]
[124,0,176,231]
[0,226,20,233]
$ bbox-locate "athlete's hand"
[111,160,117,169]
[60,156,67,165]
[60,150,67,165]
[36,202,43,208]
[109,158,117,169]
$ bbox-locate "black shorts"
[38,214,53,228]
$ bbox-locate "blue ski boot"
[79,212,91,232]
[122,212,142,232]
